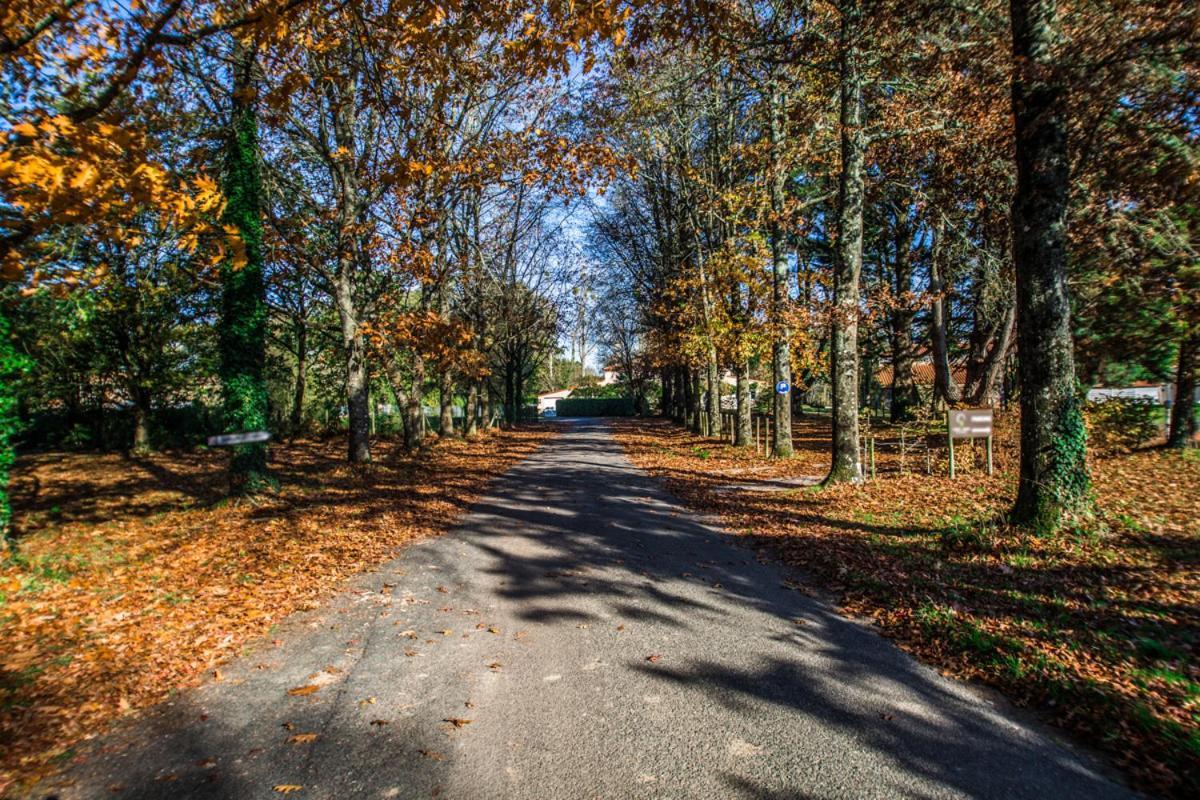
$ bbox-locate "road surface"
[52,421,1137,800]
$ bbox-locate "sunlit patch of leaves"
[613,417,1199,797]
[0,427,555,789]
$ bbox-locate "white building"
[1085,382,1200,405]
[537,388,573,415]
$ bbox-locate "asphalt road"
[52,421,1139,800]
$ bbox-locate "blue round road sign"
[775,381,790,395]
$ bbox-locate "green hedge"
[556,397,635,417]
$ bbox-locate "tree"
[218,41,272,492]
[1008,0,1090,531]
[0,302,25,546]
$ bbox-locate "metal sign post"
[947,409,994,478]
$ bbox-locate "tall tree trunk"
[890,218,919,422]
[928,214,962,408]
[1168,331,1198,448]
[1009,0,1091,531]
[503,365,515,427]
[687,369,702,433]
[291,319,307,436]
[674,368,686,423]
[131,387,151,453]
[219,43,271,493]
[660,368,673,419]
[705,355,721,438]
[465,381,479,437]
[347,339,370,461]
[0,306,19,547]
[334,278,371,463]
[439,369,454,438]
[825,3,866,484]
[406,355,425,449]
[735,363,752,446]
[768,79,794,457]
[513,366,526,426]
[967,298,1016,406]
[484,383,496,429]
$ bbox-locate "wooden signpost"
[947,408,994,478]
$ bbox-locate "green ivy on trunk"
[1009,0,1092,532]
[0,305,27,546]
[219,43,272,494]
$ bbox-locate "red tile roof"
[876,361,967,387]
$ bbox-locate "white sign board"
[948,408,993,439]
[207,431,271,447]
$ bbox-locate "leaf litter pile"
[0,427,553,792]
[613,416,1198,798]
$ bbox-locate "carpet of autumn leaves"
[613,415,1199,798]
[0,427,554,794]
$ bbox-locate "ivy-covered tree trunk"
[825,2,866,485]
[0,305,24,546]
[768,80,794,457]
[219,42,271,494]
[735,362,752,446]
[1009,0,1091,531]
[1167,331,1197,449]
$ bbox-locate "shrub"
[1083,398,1160,456]
[555,397,635,417]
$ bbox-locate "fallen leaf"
[443,718,471,728]
[287,685,319,696]
[418,749,445,761]
[370,719,389,726]
[287,733,318,744]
